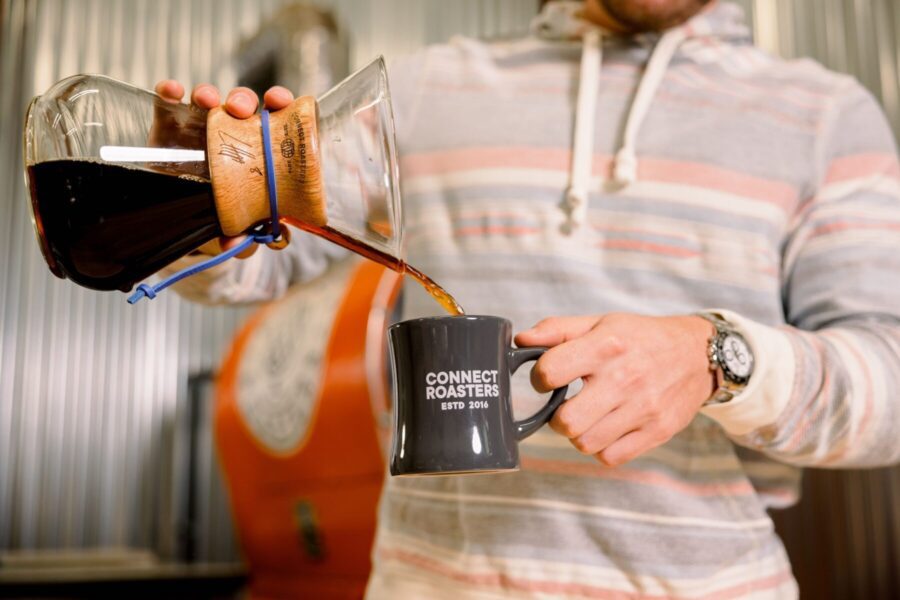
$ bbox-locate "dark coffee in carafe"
[27,160,222,292]
[27,159,465,314]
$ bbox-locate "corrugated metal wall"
[751,0,900,138]
[0,0,540,560]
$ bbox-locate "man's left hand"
[514,313,716,467]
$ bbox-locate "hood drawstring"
[563,27,602,233]
[561,26,688,233]
[613,27,687,186]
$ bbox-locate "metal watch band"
[696,312,751,406]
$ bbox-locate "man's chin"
[597,0,712,32]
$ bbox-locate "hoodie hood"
[531,1,753,232]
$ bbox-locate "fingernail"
[230,93,250,111]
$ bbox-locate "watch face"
[720,333,753,379]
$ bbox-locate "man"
[157,0,900,596]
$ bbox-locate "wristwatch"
[697,312,754,405]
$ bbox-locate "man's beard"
[600,0,712,32]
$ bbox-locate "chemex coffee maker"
[23,57,417,302]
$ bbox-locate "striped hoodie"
[169,1,900,597]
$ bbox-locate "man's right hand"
[154,79,296,258]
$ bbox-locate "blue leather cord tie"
[260,109,281,240]
[128,109,282,304]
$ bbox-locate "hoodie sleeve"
[700,82,900,468]
[164,52,428,306]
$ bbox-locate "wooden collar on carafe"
[206,96,327,236]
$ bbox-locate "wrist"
[698,310,795,436]
[686,315,719,404]
[695,311,756,405]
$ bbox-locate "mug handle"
[508,347,569,441]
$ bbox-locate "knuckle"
[652,413,677,439]
[571,435,595,455]
[644,397,664,419]
[629,369,648,389]
[531,360,556,390]
[649,409,666,426]
[608,367,629,387]
[604,334,627,356]
[548,417,567,437]
[551,405,581,439]
[596,449,623,467]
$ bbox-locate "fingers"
[263,86,294,110]
[159,82,286,117]
[193,239,223,257]
[191,84,220,110]
[528,332,625,393]
[515,315,601,348]
[155,80,184,103]
[549,379,619,439]
[595,428,666,467]
[220,236,258,259]
[194,237,258,259]
[569,402,646,457]
[224,86,259,119]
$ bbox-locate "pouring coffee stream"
[289,221,465,316]
[24,58,464,315]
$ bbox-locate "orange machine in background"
[215,259,401,599]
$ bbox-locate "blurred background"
[0,0,898,598]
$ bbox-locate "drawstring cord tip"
[127,284,156,304]
[613,150,638,186]
[561,187,588,235]
[564,187,586,212]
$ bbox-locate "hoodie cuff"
[699,309,795,436]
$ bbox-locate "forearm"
[702,312,900,468]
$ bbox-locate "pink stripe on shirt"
[401,147,798,210]
[521,456,756,497]
[825,153,900,184]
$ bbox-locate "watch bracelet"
[695,311,744,405]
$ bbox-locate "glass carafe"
[24,57,402,293]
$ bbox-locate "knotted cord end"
[561,187,589,235]
[127,283,157,304]
[613,149,638,186]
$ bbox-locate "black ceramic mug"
[388,315,568,476]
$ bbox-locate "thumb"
[514,315,600,348]
[220,235,258,259]
[194,236,258,259]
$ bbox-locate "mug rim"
[389,314,510,331]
